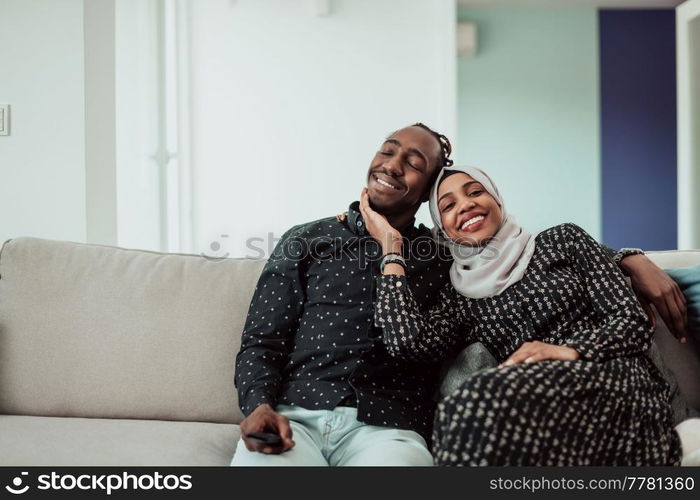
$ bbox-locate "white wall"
[85,0,118,246]
[456,8,601,238]
[188,0,457,258]
[0,0,86,245]
[115,0,162,252]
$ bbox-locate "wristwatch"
[612,248,645,267]
[380,253,407,273]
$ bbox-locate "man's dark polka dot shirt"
[235,201,453,439]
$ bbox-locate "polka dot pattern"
[235,202,452,440]
[375,223,683,465]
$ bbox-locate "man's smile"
[371,173,404,193]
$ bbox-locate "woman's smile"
[456,212,488,233]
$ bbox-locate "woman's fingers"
[359,188,377,224]
[523,346,576,363]
[359,189,403,255]
[498,349,520,367]
[359,192,371,223]
[360,188,372,212]
[500,343,579,367]
[499,343,535,367]
[501,350,535,367]
[523,351,546,364]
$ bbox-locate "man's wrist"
[249,402,275,416]
[617,251,647,276]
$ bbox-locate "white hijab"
[429,166,538,299]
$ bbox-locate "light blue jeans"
[230,405,434,466]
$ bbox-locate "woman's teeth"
[460,215,485,231]
[376,177,399,190]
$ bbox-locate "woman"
[359,165,684,466]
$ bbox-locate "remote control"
[246,432,282,445]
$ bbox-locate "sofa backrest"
[1,238,699,423]
[0,237,265,424]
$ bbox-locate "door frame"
[677,0,700,249]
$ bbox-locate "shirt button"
[357,220,364,228]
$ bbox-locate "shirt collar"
[346,201,417,238]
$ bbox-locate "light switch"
[0,104,9,136]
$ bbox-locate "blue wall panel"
[600,9,677,250]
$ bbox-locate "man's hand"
[240,404,295,454]
[620,254,688,343]
[498,341,579,368]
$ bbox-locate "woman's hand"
[498,341,579,368]
[359,188,403,255]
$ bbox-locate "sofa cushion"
[646,341,700,425]
[0,415,239,466]
[0,237,266,424]
[439,342,496,399]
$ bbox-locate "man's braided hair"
[409,122,454,200]
[411,122,454,171]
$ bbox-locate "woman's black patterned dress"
[374,223,682,466]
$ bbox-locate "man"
[230,123,687,466]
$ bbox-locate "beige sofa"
[1,237,699,466]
